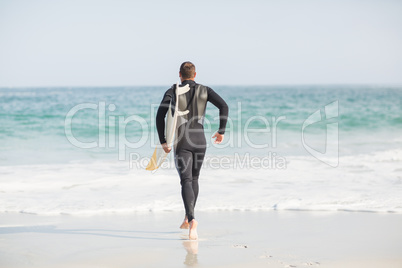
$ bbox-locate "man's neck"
[181,79,195,84]
[180,78,195,83]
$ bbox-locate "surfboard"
[146,83,190,171]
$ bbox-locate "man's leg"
[175,149,196,223]
[187,147,206,240]
[192,148,206,208]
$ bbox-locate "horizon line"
[1,82,402,89]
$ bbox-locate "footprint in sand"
[232,244,248,248]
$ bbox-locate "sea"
[0,85,401,215]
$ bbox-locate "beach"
[1,85,402,267]
[1,210,401,268]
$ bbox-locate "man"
[156,61,228,240]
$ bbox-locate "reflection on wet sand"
[182,240,198,266]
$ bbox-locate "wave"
[0,148,401,215]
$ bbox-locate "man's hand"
[161,143,172,153]
[212,132,224,144]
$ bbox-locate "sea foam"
[1,148,401,215]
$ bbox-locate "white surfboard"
[146,83,190,171]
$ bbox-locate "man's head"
[179,61,196,81]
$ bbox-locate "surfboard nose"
[176,83,190,95]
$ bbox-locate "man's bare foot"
[189,219,198,240]
[180,217,189,229]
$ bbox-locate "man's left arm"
[207,87,229,143]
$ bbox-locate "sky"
[0,0,401,87]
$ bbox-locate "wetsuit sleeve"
[207,87,229,135]
[156,88,173,144]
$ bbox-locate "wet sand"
[0,210,401,267]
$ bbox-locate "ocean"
[0,85,401,214]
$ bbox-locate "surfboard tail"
[145,148,159,171]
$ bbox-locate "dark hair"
[179,61,196,79]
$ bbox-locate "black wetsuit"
[156,80,228,222]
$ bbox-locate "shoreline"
[1,210,401,267]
